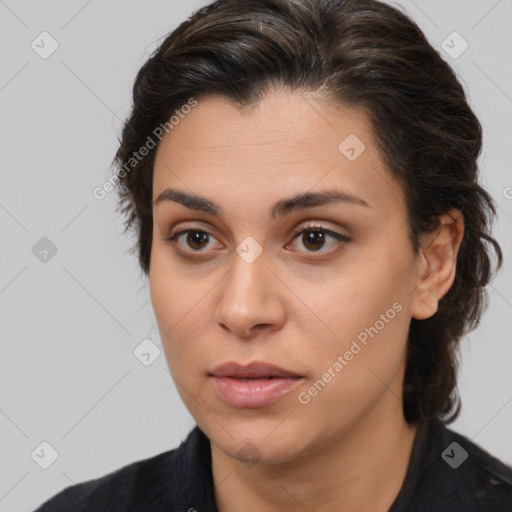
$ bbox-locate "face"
[149,88,423,465]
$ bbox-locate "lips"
[209,361,303,408]
[209,361,302,379]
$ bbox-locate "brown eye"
[288,224,351,256]
[166,229,218,253]
[301,230,328,251]
[184,231,210,250]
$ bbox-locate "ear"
[410,209,464,320]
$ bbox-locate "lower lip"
[210,376,302,408]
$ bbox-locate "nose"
[213,253,287,339]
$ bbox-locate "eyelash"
[164,222,351,260]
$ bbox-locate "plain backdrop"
[0,1,511,510]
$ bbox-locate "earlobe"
[411,209,464,321]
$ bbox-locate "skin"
[149,88,464,512]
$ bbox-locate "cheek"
[297,302,410,430]
[149,249,216,371]
[149,255,179,333]
[149,251,189,361]
[310,245,413,336]
[299,245,413,394]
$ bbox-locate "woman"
[34,0,512,510]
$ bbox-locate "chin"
[207,419,314,466]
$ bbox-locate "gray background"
[0,1,511,510]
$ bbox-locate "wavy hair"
[113,0,502,425]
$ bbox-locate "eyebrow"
[154,187,370,219]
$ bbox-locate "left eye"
[287,225,350,254]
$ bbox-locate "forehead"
[152,89,404,217]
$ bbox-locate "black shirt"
[33,418,512,511]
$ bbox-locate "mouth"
[210,361,302,379]
[209,361,303,408]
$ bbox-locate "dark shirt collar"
[172,424,218,511]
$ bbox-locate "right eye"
[165,229,223,256]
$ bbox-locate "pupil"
[304,230,324,251]
[188,231,208,250]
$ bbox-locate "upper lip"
[209,361,302,379]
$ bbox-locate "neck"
[211,395,419,512]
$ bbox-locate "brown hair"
[112,0,502,425]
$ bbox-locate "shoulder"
[33,449,178,512]
[421,420,512,511]
[32,428,204,512]
[32,426,216,511]
[443,424,512,510]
